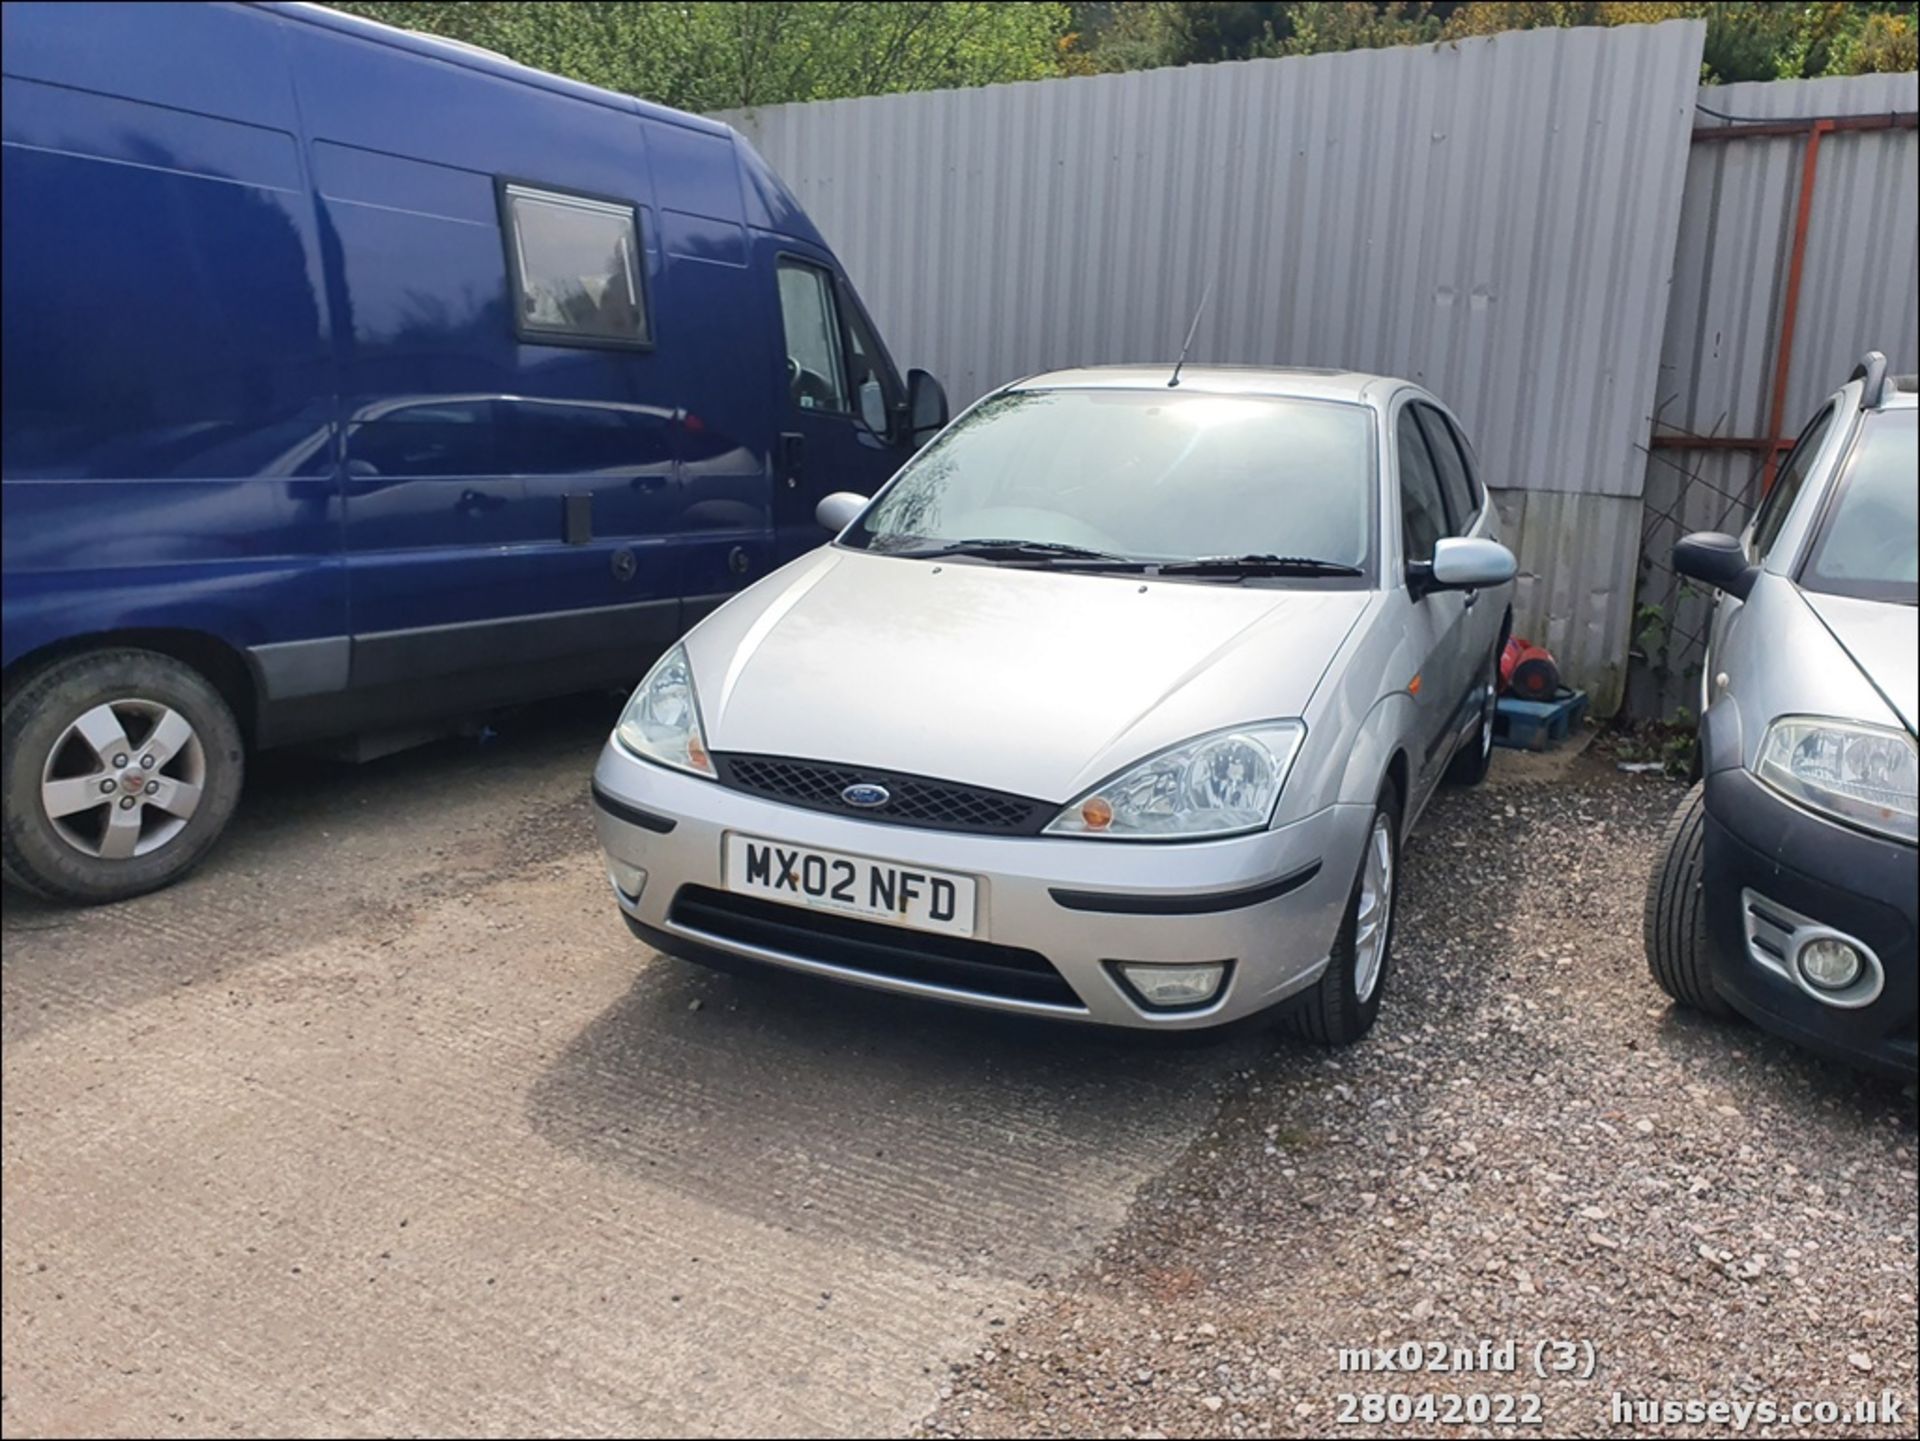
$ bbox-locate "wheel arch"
[1335,689,1417,820]
[3,630,261,747]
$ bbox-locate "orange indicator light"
[1081,796,1114,830]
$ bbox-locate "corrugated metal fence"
[1633,71,1920,716]
[723,24,1918,716]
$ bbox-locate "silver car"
[592,367,1516,1042]
[1646,353,1916,1077]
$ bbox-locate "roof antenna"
[1168,279,1213,388]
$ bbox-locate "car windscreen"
[844,388,1375,571]
[1799,412,1918,605]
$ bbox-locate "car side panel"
[1283,590,1420,831]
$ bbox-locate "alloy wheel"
[1352,813,1395,1002]
[39,698,206,860]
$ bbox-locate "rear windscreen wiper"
[1152,553,1365,578]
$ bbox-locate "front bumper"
[1702,767,1918,1078]
[590,740,1372,1029]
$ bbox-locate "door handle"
[1463,589,1479,610]
[778,431,804,490]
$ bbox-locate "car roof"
[1013,365,1418,407]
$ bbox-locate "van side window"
[777,261,850,413]
[500,184,648,346]
[1413,403,1477,532]
[1396,408,1449,564]
[841,291,902,436]
[1750,405,1834,561]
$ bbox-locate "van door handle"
[778,431,804,489]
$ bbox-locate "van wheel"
[1283,777,1401,1047]
[1642,783,1737,1019]
[1444,643,1499,787]
[1,649,244,904]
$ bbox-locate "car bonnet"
[683,547,1372,802]
[1801,590,1919,737]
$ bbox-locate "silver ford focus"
[592,367,1516,1042]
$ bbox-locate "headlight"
[1045,722,1305,840]
[1756,716,1917,843]
[615,644,715,777]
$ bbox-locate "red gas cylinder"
[1501,637,1561,701]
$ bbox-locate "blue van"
[1,1,945,903]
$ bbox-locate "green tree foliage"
[338,1,1917,104]
[1437,2,1918,80]
[1064,2,1919,81]
[336,2,1070,112]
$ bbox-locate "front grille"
[669,885,1083,1008]
[712,753,1053,836]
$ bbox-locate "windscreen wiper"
[895,538,1145,567]
[1152,553,1365,578]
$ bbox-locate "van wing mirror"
[1672,531,1758,600]
[816,491,868,533]
[907,369,948,449]
[1421,537,1517,592]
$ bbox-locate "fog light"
[1795,936,1862,992]
[1113,961,1227,1010]
[606,859,647,901]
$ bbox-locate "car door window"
[1396,408,1449,564]
[1414,403,1477,532]
[1750,405,1834,560]
[1443,412,1486,512]
[777,261,849,414]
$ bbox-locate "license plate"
[723,834,977,938]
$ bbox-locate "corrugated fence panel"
[1633,71,1919,717]
[1649,72,1920,442]
[725,20,1705,508]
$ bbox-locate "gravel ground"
[920,754,1919,1439]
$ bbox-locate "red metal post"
[1760,119,1833,495]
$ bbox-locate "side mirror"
[816,491,868,533]
[1673,531,1758,599]
[907,368,948,449]
[1412,536,1517,595]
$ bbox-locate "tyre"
[1,648,245,904]
[1283,776,1402,1047]
[1443,641,1499,787]
[1642,782,1737,1018]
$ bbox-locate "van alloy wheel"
[40,698,207,859]
[4,648,243,904]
